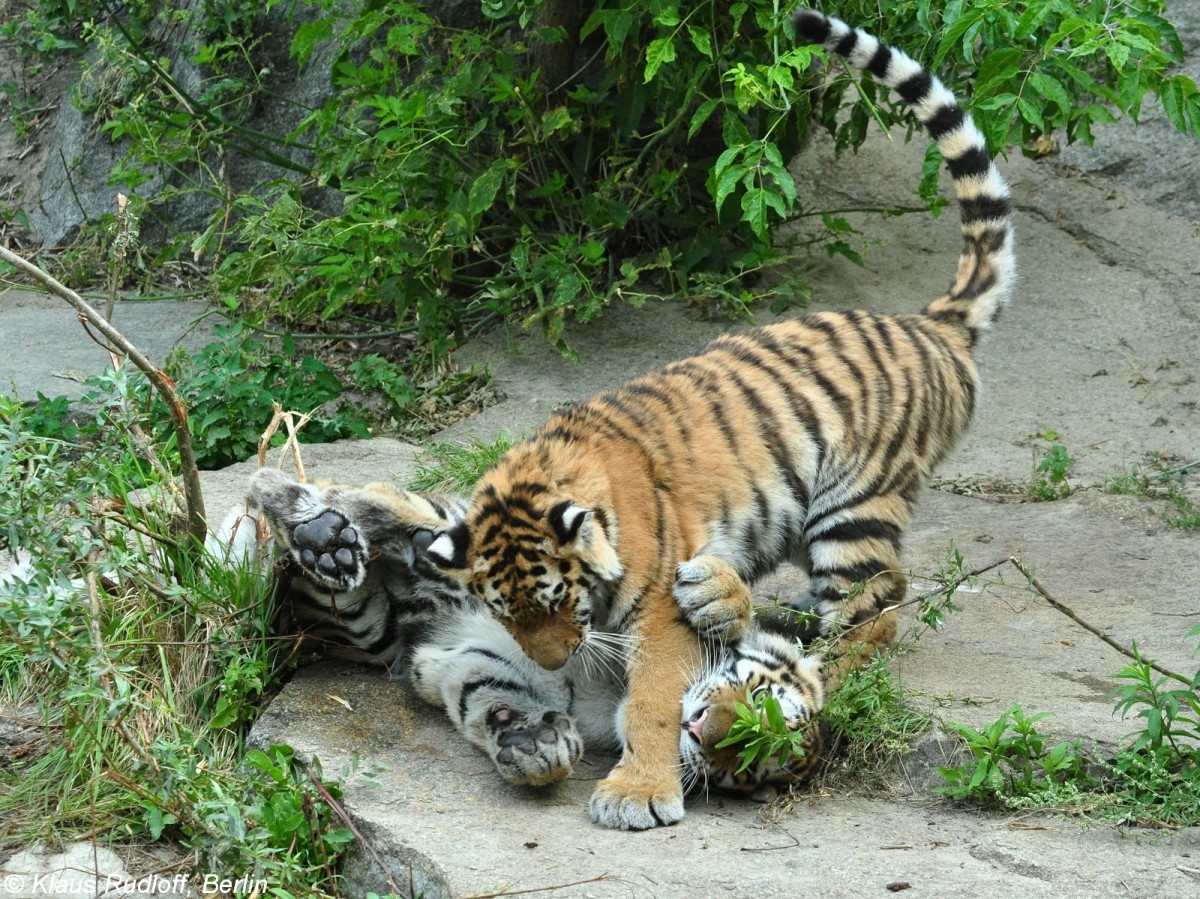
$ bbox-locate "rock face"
[20,1,490,251]
[26,1,342,250]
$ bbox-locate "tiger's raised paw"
[589,768,685,830]
[674,555,752,642]
[487,707,583,787]
[287,508,369,591]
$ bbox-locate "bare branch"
[1007,556,1187,683]
[0,243,207,544]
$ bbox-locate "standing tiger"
[423,7,1016,830]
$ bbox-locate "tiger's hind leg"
[805,561,901,672]
[411,610,585,787]
[250,469,370,590]
[787,495,909,677]
[673,555,753,642]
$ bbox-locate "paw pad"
[486,706,581,785]
[289,510,365,588]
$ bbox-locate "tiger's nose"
[686,707,709,744]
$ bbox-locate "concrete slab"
[0,291,216,401]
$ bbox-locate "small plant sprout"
[1108,455,1200,531]
[1028,433,1074,502]
[938,624,1200,825]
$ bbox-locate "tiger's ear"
[548,500,590,545]
[426,522,469,572]
[547,500,622,581]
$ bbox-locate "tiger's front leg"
[411,611,584,787]
[589,584,703,830]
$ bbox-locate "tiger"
[214,467,832,797]
[421,6,1016,830]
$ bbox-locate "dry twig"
[1007,556,1187,682]
[304,766,402,898]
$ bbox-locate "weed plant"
[1108,455,1200,531]
[937,628,1200,827]
[0,393,356,894]
[1027,430,1074,501]
[411,433,516,493]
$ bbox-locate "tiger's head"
[426,473,622,671]
[679,631,826,798]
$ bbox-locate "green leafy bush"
[1108,455,1200,531]
[1029,442,1074,501]
[13,0,1200,365]
[0,396,357,892]
[158,324,372,468]
[12,325,377,472]
[937,703,1086,800]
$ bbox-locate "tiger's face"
[427,484,623,671]
[679,636,826,796]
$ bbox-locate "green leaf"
[688,97,722,140]
[1012,96,1041,136]
[763,692,787,733]
[540,106,573,136]
[1160,75,1200,136]
[688,26,713,60]
[210,696,239,729]
[1028,71,1072,114]
[711,146,746,212]
[291,17,333,68]
[1014,3,1052,42]
[934,3,981,69]
[145,806,165,840]
[644,37,676,83]
[468,161,507,218]
[975,48,1023,98]
[653,5,681,27]
[1105,40,1131,71]
[740,188,775,241]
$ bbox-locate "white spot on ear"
[562,503,588,535]
[551,502,591,545]
[427,532,460,569]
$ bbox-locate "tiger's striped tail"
[792,8,1015,338]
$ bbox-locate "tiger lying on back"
[421,7,1016,830]
[214,468,833,797]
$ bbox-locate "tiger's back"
[428,7,1014,830]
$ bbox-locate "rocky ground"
[224,122,1199,896]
